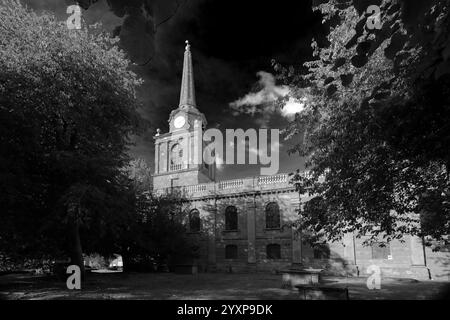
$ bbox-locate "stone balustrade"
[257,174,288,185]
[183,184,208,193]
[170,164,183,171]
[218,179,245,190]
[154,173,296,197]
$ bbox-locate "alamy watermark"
[366,5,382,30]
[366,265,382,290]
[66,265,81,290]
[66,5,82,30]
[161,120,280,176]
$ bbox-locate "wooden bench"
[296,285,349,300]
[281,268,323,288]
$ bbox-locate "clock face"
[174,115,186,129]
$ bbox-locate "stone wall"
[425,244,450,281]
[156,175,448,280]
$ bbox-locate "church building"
[151,41,450,281]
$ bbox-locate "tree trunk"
[69,219,85,279]
[121,251,130,273]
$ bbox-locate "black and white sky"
[24,0,325,179]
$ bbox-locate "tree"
[0,0,144,274]
[82,158,197,272]
[124,158,153,192]
[277,0,450,244]
[122,190,198,270]
[116,160,197,270]
[76,0,188,65]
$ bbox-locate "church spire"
[179,40,196,108]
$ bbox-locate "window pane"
[225,206,238,230]
[266,244,281,259]
[225,245,238,259]
[265,202,280,229]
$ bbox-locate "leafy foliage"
[124,158,153,192]
[0,0,143,265]
[0,1,197,273]
[277,0,450,244]
[76,0,187,65]
[120,160,198,269]
[124,191,198,268]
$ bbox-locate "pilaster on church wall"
[159,141,168,173]
[154,143,160,174]
[245,196,257,264]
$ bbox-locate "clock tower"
[153,41,216,190]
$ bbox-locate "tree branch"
[154,0,187,31]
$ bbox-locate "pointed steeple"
[168,40,206,130]
[179,40,196,108]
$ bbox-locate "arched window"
[225,206,238,231]
[266,244,281,259]
[170,143,183,170]
[265,202,280,229]
[189,209,201,232]
[225,245,238,259]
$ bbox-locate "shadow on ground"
[0,272,449,300]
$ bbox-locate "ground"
[0,272,449,300]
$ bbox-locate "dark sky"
[24,0,323,179]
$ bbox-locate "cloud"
[281,97,306,118]
[230,71,289,110]
[215,154,224,171]
[248,146,259,156]
[229,71,306,123]
[248,141,282,157]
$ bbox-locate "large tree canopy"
[0,1,197,274]
[279,0,450,244]
[0,0,144,270]
[75,0,187,65]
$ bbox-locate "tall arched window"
[225,245,238,259]
[225,206,238,231]
[170,143,183,170]
[266,244,281,259]
[189,209,201,232]
[265,202,280,229]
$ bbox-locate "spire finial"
[185,40,190,51]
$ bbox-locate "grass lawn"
[0,272,449,300]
